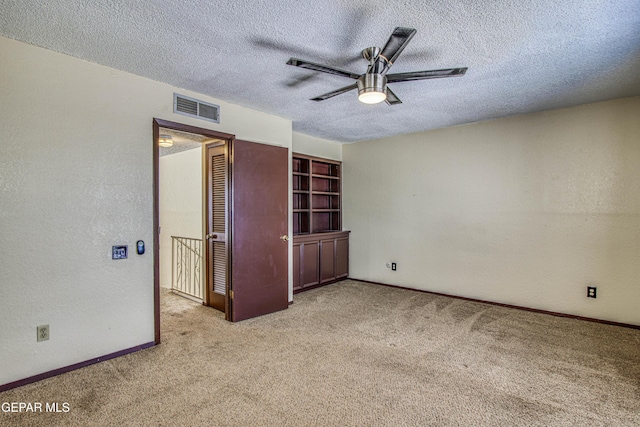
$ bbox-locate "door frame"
[153,118,235,343]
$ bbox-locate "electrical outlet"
[391,262,397,271]
[587,286,597,299]
[37,325,49,342]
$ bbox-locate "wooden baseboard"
[353,278,640,330]
[0,342,155,393]
[293,277,349,294]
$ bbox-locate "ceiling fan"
[286,27,467,105]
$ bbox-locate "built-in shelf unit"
[292,154,349,292]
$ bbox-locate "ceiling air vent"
[173,93,220,123]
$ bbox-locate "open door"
[229,140,289,321]
[205,143,228,313]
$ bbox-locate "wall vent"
[173,93,220,123]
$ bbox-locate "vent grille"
[173,93,220,123]
[176,96,198,116]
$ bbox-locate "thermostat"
[112,245,128,260]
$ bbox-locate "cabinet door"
[293,242,302,292]
[320,238,336,284]
[301,241,320,288]
[335,236,349,279]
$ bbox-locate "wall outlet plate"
[37,325,49,342]
[391,262,397,271]
[587,286,597,298]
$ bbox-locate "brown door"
[229,140,289,322]
[206,143,228,312]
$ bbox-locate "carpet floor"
[2,280,639,426]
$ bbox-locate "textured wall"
[292,132,342,160]
[159,148,203,289]
[343,96,640,326]
[0,36,291,386]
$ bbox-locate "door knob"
[280,235,289,242]
[206,233,218,240]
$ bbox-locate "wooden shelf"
[311,174,339,179]
[292,154,342,235]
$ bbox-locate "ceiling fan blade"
[385,87,402,105]
[379,27,417,66]
[311,83,358,101]
[386,67,468,83]
[287,58,360,80]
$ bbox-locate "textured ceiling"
[158,128,221,157]
[1,1,639,143]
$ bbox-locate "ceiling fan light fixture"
[357,74,387,104]
[158,134,174,147]
[358,90,387,104]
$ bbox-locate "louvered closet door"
[206,144,227,312]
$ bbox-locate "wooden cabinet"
[292,153,349,293]
[293,231,349,292]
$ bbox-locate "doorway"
[153,119,290,342]
[158,128,217,304]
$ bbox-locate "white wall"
[292,132,342,160]
[343,96,640,326]
[159,148,203,290]
[0,36,291,386]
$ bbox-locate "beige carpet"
[2,280,639,426]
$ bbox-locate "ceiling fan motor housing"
[357,73,387,97]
